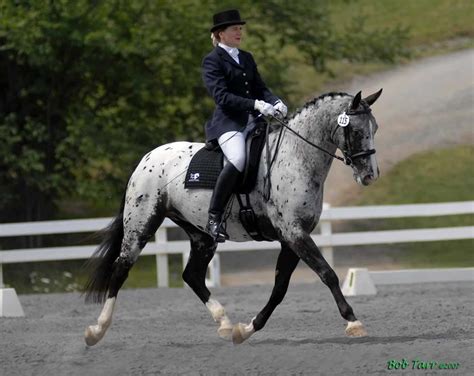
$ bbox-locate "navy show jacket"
[202,46,279,141]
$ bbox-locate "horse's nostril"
[362,175,374,185]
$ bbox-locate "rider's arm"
[247,53,279,105]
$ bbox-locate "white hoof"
[206,299,234,341]
[345,320,367,337]
[84,325,105,346]
[232,322,255,345]
[217,317,233,341]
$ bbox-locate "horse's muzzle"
[361,174,377,186]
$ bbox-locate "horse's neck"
[271,105,337,189]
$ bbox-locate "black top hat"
[210,9,246,33]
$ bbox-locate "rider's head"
[210,9,245,48]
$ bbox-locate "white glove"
[274,100,288,119]
[254,100,276,116]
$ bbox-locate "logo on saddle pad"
[189,172,200,182]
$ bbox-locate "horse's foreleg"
[232,242,300,344]
[180,227,233,340]
[288,233,367,337]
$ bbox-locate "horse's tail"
[83,193,126,304]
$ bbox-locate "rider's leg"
[206,131,245,242]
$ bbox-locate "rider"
[202,9,288,242]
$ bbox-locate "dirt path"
[324,49,474,204]
[1,282,472,375]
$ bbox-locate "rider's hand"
[254,100,276,117]
[274,100,288,119]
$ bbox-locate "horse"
[83,89,382,346]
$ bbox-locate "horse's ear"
[350,91,362,110]
[363,88,383,107]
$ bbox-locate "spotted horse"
[83,89,382,346]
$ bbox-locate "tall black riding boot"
[207,163,241,242]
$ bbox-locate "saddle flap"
[184,123,268,193]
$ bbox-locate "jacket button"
[243,73,246,76]
[245,82,248,85]
[246,90,250,94]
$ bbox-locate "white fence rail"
[0,201,473,289]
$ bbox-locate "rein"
[269,106,375,167]
[262,106,375,201]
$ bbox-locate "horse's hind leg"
[84,203,165,346]
[232,242,300,344]
[177,220,233,340]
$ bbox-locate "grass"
[4,255,184,294]
[288,0,474,105]
[348,145,474,268]
[329,0,473,48]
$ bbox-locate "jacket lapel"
[216,46,244,70]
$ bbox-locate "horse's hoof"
[218,325,233,341]
[232,322,254,345]
[84,326,101,346]
[232,323,246,345]
[345,320,367,337]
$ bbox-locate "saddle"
[184,123,272,241]
[184,124,267,194]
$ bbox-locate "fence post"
[0,263,3,288]
[321,203,334,268]
[182,251,190,277]
[155,228,169,288]
[207,254,221,287]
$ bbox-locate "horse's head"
[332,89,382,186]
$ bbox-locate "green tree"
[0,0,407,223]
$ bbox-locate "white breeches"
[217,119,256,173]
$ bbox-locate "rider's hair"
[210,31,219,46]
[210,28,225,47]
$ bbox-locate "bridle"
[269,104,376,167]
[336,106,376,166]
